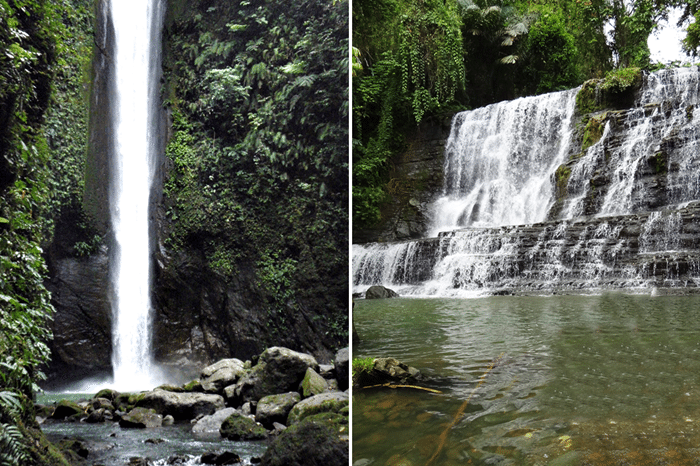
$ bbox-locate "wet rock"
[58,438,89,459]
[200,359,247,393]
[136,389,224,420]
[85,408,108,423]
[287,392,349,425]
[219,412,268,441]
[234,347,318,403]
[365,285,398,299]
[144,438,165,445]
[300,367,328,397]
[260,416,348,466]
[120,407,163,428]
[334,348,349,390]
[192,407,238,436]
[255,392,300,429]
[51,399,84,419]
[201,450,241,465]
[127,457,153,466]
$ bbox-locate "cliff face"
[46,0,348,384]
[353,67,700,295]
[353,117,451,244]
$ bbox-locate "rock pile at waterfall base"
[39,346,349,466]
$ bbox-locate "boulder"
[255,392,301,428]
[91,397,115,411]
[334,348,349,391]
[287,392,349,425]
[234,347,318,403]
[260,415,348,466]
[51,399,84,419]
[136,389,224,420]
[200,450,241,465]
[120,407,163,428]
[365,285,398,299]
[300,368,327,398]
[85,408,109,423]
[359,357,422,387]
[192,408,238,436]
[200,359,247,393]
[219,412,268,441]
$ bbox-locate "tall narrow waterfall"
[354,68,700,296]
[110,0,164,390]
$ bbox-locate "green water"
[352,294,700,466]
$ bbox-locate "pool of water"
[352,293,700,465]
[38,394,267,465]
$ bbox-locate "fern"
[0,423,29,466]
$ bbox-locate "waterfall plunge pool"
[353,294,700,465]
[38,393,267,466]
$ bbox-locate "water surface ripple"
[353,294,700,465]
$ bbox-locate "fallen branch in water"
[361,383,442,394]
[425,353,505,466]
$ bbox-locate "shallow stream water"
[38,394,266,466]
[353,294,700,465]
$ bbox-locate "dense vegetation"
[352,0,700,228]
[162,0,349,346]
[0,0,91,462]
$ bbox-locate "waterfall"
[110,0,165,390]
[429,89,578,235]
[354,67,700,296]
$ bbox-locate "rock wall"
[353,117,450,244]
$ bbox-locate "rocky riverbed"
[39,346,349,465]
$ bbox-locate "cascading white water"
[429,89,578,235]
[110,0,164,390]
[354,68,700,296]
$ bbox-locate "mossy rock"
[220,412,268,440]
[51,400,84,419]
[259,415,348,466]
[94,388,119,401]
[648,151,667,174]
[581,114,606,152]
[555,165,572,199]
[287,393,348,425]
[181,379,203,392]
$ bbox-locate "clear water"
[353,294,700,465]
[38,395,266,465]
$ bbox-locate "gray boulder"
[136,389,224,420]
[255,392,301,428]
[119,407,163,428]
[300,368,328,398]
[334,348,349,390]
[200,359,247,393]
[287,392,349,425]
[192,407,238,436]
[365,285,398,299]
[234,347,318,403]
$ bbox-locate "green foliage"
[398,0,465,123]
[576,67,642,114]
[600,66,642,93]
[522,9,580,94]
[163,0,349,345]
[352,357,375,382]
